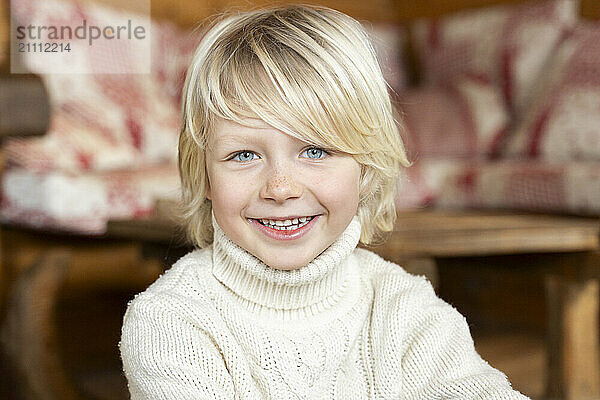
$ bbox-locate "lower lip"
[248,216,320,241]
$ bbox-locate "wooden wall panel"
[395,0,524,21]
[149,0,220,26]
[214,0,398,22]
[582,0,600,19]
[71,0,600,27]
[0,0,8,73]
[396,0,599,21]
[81,0,219,24]
[153,0,599,27]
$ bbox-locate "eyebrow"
[212,134,263,148]
[210,131,321,152]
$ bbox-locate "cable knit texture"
[120,215,530,399]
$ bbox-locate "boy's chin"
[264,257,312,271]
[261,250,321,271]
[262,235,343,270]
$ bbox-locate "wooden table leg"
[0,250,81,400]
[545,275,600,400]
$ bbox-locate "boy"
[120,5,529,399]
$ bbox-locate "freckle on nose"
[269,175,291,190]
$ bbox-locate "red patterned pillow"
[422,159,600,215]
[397,77,509,159]
[411,0,578,115]
[6,0,201,173]
[393,158,600,215]
[0,164,179,234]
[504,23,600,161]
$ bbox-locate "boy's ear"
[206,186,211,200]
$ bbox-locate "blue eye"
[303,148,326,159]
[232,151,257,162]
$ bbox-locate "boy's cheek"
[209,178,253,212]
[205,165,243,197]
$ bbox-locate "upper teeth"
[260,216,312,226]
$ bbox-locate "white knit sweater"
[120,215,530,399]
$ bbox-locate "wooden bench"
[376,210,600,399]
[107,206,600,399]
[2,207,599,399]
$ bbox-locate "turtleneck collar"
[211,212,361,313]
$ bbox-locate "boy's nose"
[260,173,303,203]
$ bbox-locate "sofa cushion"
[7,0,201,173]
[504,23,600,161]
[397,77,509,159]
[396,158,600,215]
[411,0,578,115]
[0,164,179,234]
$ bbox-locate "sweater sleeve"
[119,295,235,400]
[399,279,530,399]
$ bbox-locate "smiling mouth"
[253,216,315,231]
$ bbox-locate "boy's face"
[205,117,361,270]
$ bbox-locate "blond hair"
[178,4,411,248]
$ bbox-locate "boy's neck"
[210,213,362,317]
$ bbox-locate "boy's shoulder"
[354,247,466,342]
[354,247,433,288]
[121,247,235,350]
[353,247,441,310]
